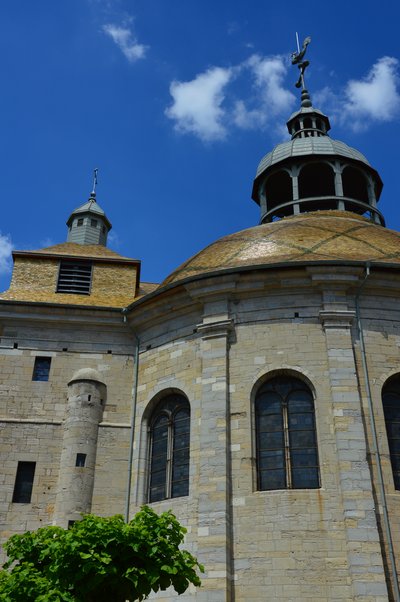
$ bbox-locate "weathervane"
[291,34,311,91]
[90,168,98,199]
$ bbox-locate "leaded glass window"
[148,394,190,503]
[382,375,400,490]
[255,376,319,490]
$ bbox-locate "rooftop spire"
[90,168,98,200]
[291,34,312,108]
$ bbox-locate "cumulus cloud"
[103,23,147,62]
[165,67,233,141]
[342,57,400,130]
[0,233,13,275]
[314,57,400,132]
[233,55,295,129]
[166,55,295,142]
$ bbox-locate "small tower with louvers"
[66,191,112,246]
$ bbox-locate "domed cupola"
[251,37,384,226]
[66,170,112,246]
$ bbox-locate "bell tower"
[66,170,112,246]
[252,37,384,225]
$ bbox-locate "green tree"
[0,506,203,602]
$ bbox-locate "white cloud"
[342,57,400,130]
[165,55,296,142]
[165,67,233,141]
[103,23,147,62]
[233,55,295,129]
[0,233,13,275]
[314,57,400,132]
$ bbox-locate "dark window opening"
[68,520,76,529]
[77,218,83,226]
[265,171,292,211]
[12,462,36,503]
[57,260,92,295]
[382,375,400,490]
[149,394,190,503]
[255,376,319,491]
[102,226,106,234]
[298,162,335,199]
[76,453,86,467]
[32,357,51,381]
[342,165,369,202]
[91,219,98,228]
[13,342,18,349]
[303,117,312,130]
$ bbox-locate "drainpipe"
[122,308,140,523]
[355,264,400,601]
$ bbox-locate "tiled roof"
[162,211,400,286]
[15,242,138,263]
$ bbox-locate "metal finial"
[90,168,98,199]
[291,35,312,105]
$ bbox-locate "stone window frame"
[12,461,36,503]
[32,356,52,381]
[147,393,190,503]
[253,373,320,491]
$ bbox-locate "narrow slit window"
[76,453,86,467]
[12,462,36,503]
[32,357,51,381]
[57,260,92,295]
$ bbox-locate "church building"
[0,47,400,600]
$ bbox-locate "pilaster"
[196,302,234,602]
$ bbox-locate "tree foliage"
[0,507,203,602]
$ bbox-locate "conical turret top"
[66,170,112,246]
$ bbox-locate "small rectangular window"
[68,520,76,529]
[57,260,92,295]
[32,357,51,381]
[91,219,98,228]
[12,462,36,503]
[77,218,83,226]
[76,453,86,467]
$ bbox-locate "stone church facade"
[1,81,400,600]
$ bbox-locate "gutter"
[354,264,400,601]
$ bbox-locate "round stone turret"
[53,369,106,527]
[66,192,112,246]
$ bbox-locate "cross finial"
[90,168,98,199]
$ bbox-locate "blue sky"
[0,0,399,291]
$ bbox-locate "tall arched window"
[382,375,400,490]
[148,394,190,502]
[255,376,319,490]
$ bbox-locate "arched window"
[265,170,292,211]
[342,165,369,202]
[148,394,190,502]
[255,376,319,490]
[298,162,335,199]
[382,375,400,490]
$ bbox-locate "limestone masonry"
[1,66,400,601]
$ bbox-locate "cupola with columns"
[251,37,384,226]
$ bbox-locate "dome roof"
[256,137,370,177]
[162,212,400,287]
[68,368,105,385]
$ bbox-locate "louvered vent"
[57,260,93,294]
